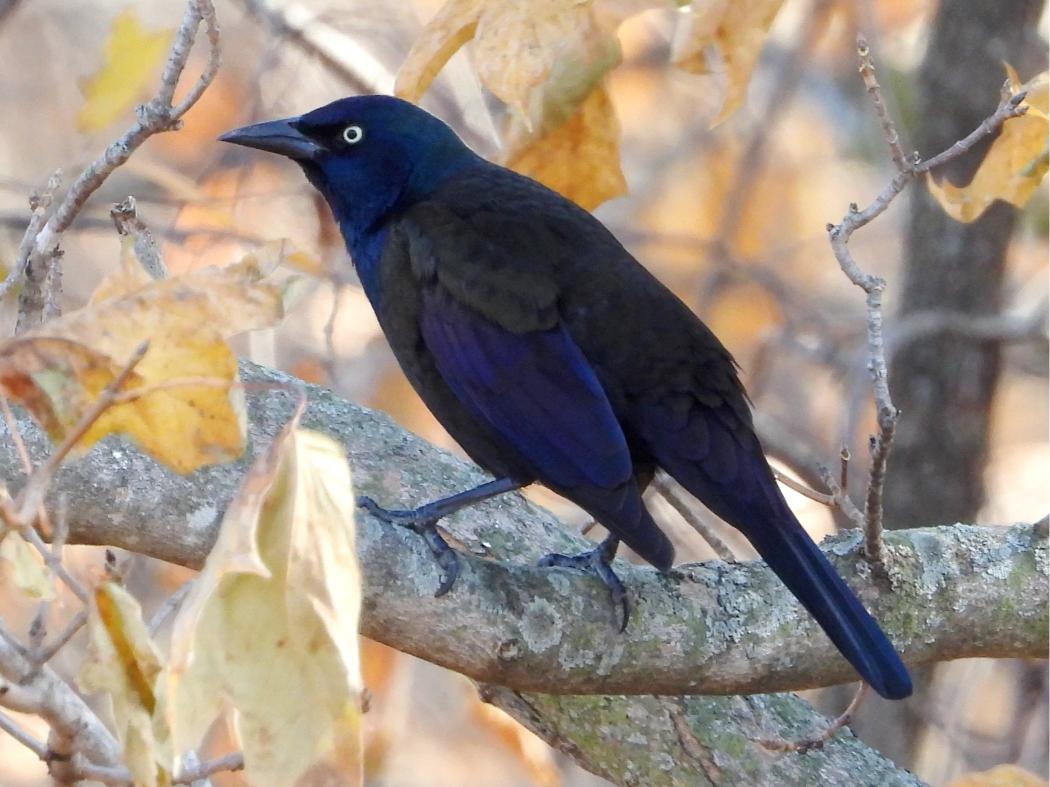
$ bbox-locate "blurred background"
[0,0,1046,784]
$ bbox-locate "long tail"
[746,512,912,700]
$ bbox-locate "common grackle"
[220,96,912,700]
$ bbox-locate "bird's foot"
[537,536,629,632]
[358,496,461,596]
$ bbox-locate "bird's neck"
[331,145,481,294]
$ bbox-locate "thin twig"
[174,751,245,784]
[827,36,1028,564]
[29,0,221,258]
[0,708,48,758]
[916,87,1029,174]
[108,375,231,407]
[817,463,864,529]
[15,341,150,527]
[6,343,150,605]
[61,750,245,786]
[856,35,909,173]
[773,468,835,507]
[0,171,60,303]
[31,610,88,666]
[652,473,735,562]
[756,682,869,752]
[111,197,167,280]
[148,580,195,635]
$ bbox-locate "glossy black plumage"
[220,95,912,700]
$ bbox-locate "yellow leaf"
[79,582,172,787]
[77,10,174,132]
[0,530,54,601]
[399,0,622,124]
[169,413,363,787]
[673,0,787,125]
[505,84,627,209]
[395,0,484,103]
[0,254,298,473]
[475,0,618,122]
[947,764,1048,787]
[927,67,1050,222]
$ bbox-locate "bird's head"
[219,95,475,241]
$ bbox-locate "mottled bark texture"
[2,362,1046,785]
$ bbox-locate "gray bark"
[2,361,1045,785]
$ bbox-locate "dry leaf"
[169,412,363,787]
[0,529,54,600]
[505,84,627,209]
[927,66,1049,222]
[673,0,787,124]
[947,764,1048,787]
[79,582,172,787]
[397,0,672,208]
[395,0,484,104]
[398,0,624,125]
[77,10,174,132]
[0,253,299,473]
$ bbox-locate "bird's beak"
[218,117,322,160]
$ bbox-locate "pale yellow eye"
[342,125,364,145]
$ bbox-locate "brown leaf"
[0,253,298,473]
[673,0,787,124]
[505,84,627,209]
[927,67,1049,222]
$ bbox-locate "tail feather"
[747,516,913,700]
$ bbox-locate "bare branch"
[110,197,167,280]
[773,468,835,507]
[0,170,60,304]
[818,463,865,529]
[756,682,868,753]
[28,0,221,260]
[3,363,1043,699]
[856,35,909,173]
[651,473,735,561]
[31,610,87,666]
[0,627,121,769]
[828,37,1029,564]
[0,709,48,759]
[237,0,388,95]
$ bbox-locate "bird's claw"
[357,495,431,526]
[357,495,461,597]
[538,543,629,632]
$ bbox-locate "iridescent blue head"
[219,95,478,250]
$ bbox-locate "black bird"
[220,95,912,700]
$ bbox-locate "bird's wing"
[396,201,632,492]
[392,200,674,568]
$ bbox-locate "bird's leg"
[358,477,524,596]
[537,535,629,632]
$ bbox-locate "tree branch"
[1,362,1043,698]
[3,362,1044,783]
[827,37,1029,565]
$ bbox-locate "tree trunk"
[884,0,1045,532]
[852,0,1047,770]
